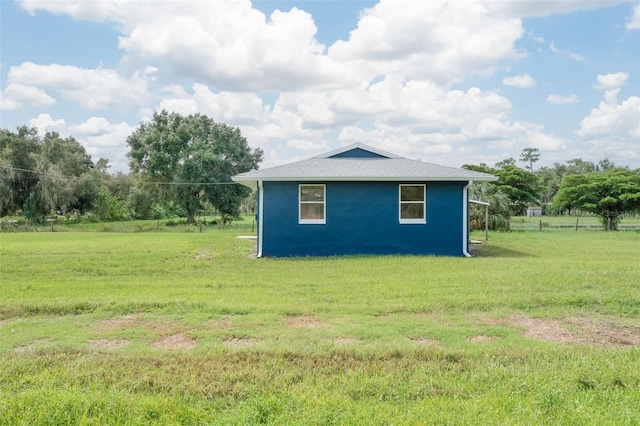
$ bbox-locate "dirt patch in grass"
[94,315,140,331]
[95,315,183,334]
[206,318,232,329]
[152,333,198,350]
[223,337,261,347]
[469,334,500,343]
[88,338,130,349]
[470,315,506,327]
[415,312,457,327]
[563,317,640,347]
[195,248,214,261]
[285,315,330,329]
[14,338,54,353]
[509,316,640,347]
[509,317,578,344]
[335,337,359,345]
[477,315,640,347]
[410,337,440,346]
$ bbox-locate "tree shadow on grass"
[472,245,532,258]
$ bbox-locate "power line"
[0,164,239,186]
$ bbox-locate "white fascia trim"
[462,181,472,257]
[233,176,497,184]
[257,180,264,258]
[232,179,258,190]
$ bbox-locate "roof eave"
[233,175,498,184]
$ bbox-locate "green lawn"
[1,229,639,425]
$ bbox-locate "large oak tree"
[553,169,640,230]
[127,111,263,223]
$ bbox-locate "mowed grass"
[1,229,639,424]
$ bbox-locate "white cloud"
[328,0,525,85]
[7,62,151,109]
[22,1,355,92]
[627,4,640,30]
[11,0,638,170]
[19,0,530,91]
[286,139,331,151]
[328,79,568,164]
[0,98,22,111]
[158,84,269,126]
[569,53,585,62]
[69,117,137,170]
[549,42,586,61]
[69,116,115,136]
[594,72,630,106]
[488,1,627,18]
[24,114,135,171]
[1,83,56,109]
[546,94,579,104]
[19,0,123,21]
[576,96,640,139]
[575,71,640,165]
[28,114,67,137]
[502,74,535,88]
[594,72,629,91]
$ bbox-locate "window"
[299,184,325,224]
[399,184,426,224]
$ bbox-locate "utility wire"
[0,164,239,186]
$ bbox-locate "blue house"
[233,143,497,257]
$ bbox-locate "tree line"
[0,111,262,225]
[2,116,638,230]
[464,148,640,231]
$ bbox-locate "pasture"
[1,226,639,425]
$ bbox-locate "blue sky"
[1,0,639,173]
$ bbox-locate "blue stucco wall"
[260,181,466,257]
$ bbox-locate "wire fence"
[508,216,640,231]
[0,217,257,234]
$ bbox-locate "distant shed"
[527,206,543,217]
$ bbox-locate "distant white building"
[527,206,543,217]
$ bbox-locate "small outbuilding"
[233,143,497,257]
[527,206,543,217]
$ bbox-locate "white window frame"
[299,184,326,224]
[399,184,426,224]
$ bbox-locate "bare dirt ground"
[152,333,198,350]
[410,336,440,346]
[284,314,331,329]
[223,337,261,347]
[477,315,640,347]
[13,313,637,352]
[335,337,360,345]
[469,334,501,344]
[87,338,130,349]
[14,338,54,352]
[206,318,233,330]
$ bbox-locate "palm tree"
[469,183,511,231]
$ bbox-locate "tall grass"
[1,229,639,424]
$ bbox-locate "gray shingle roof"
[233,144,497,188]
